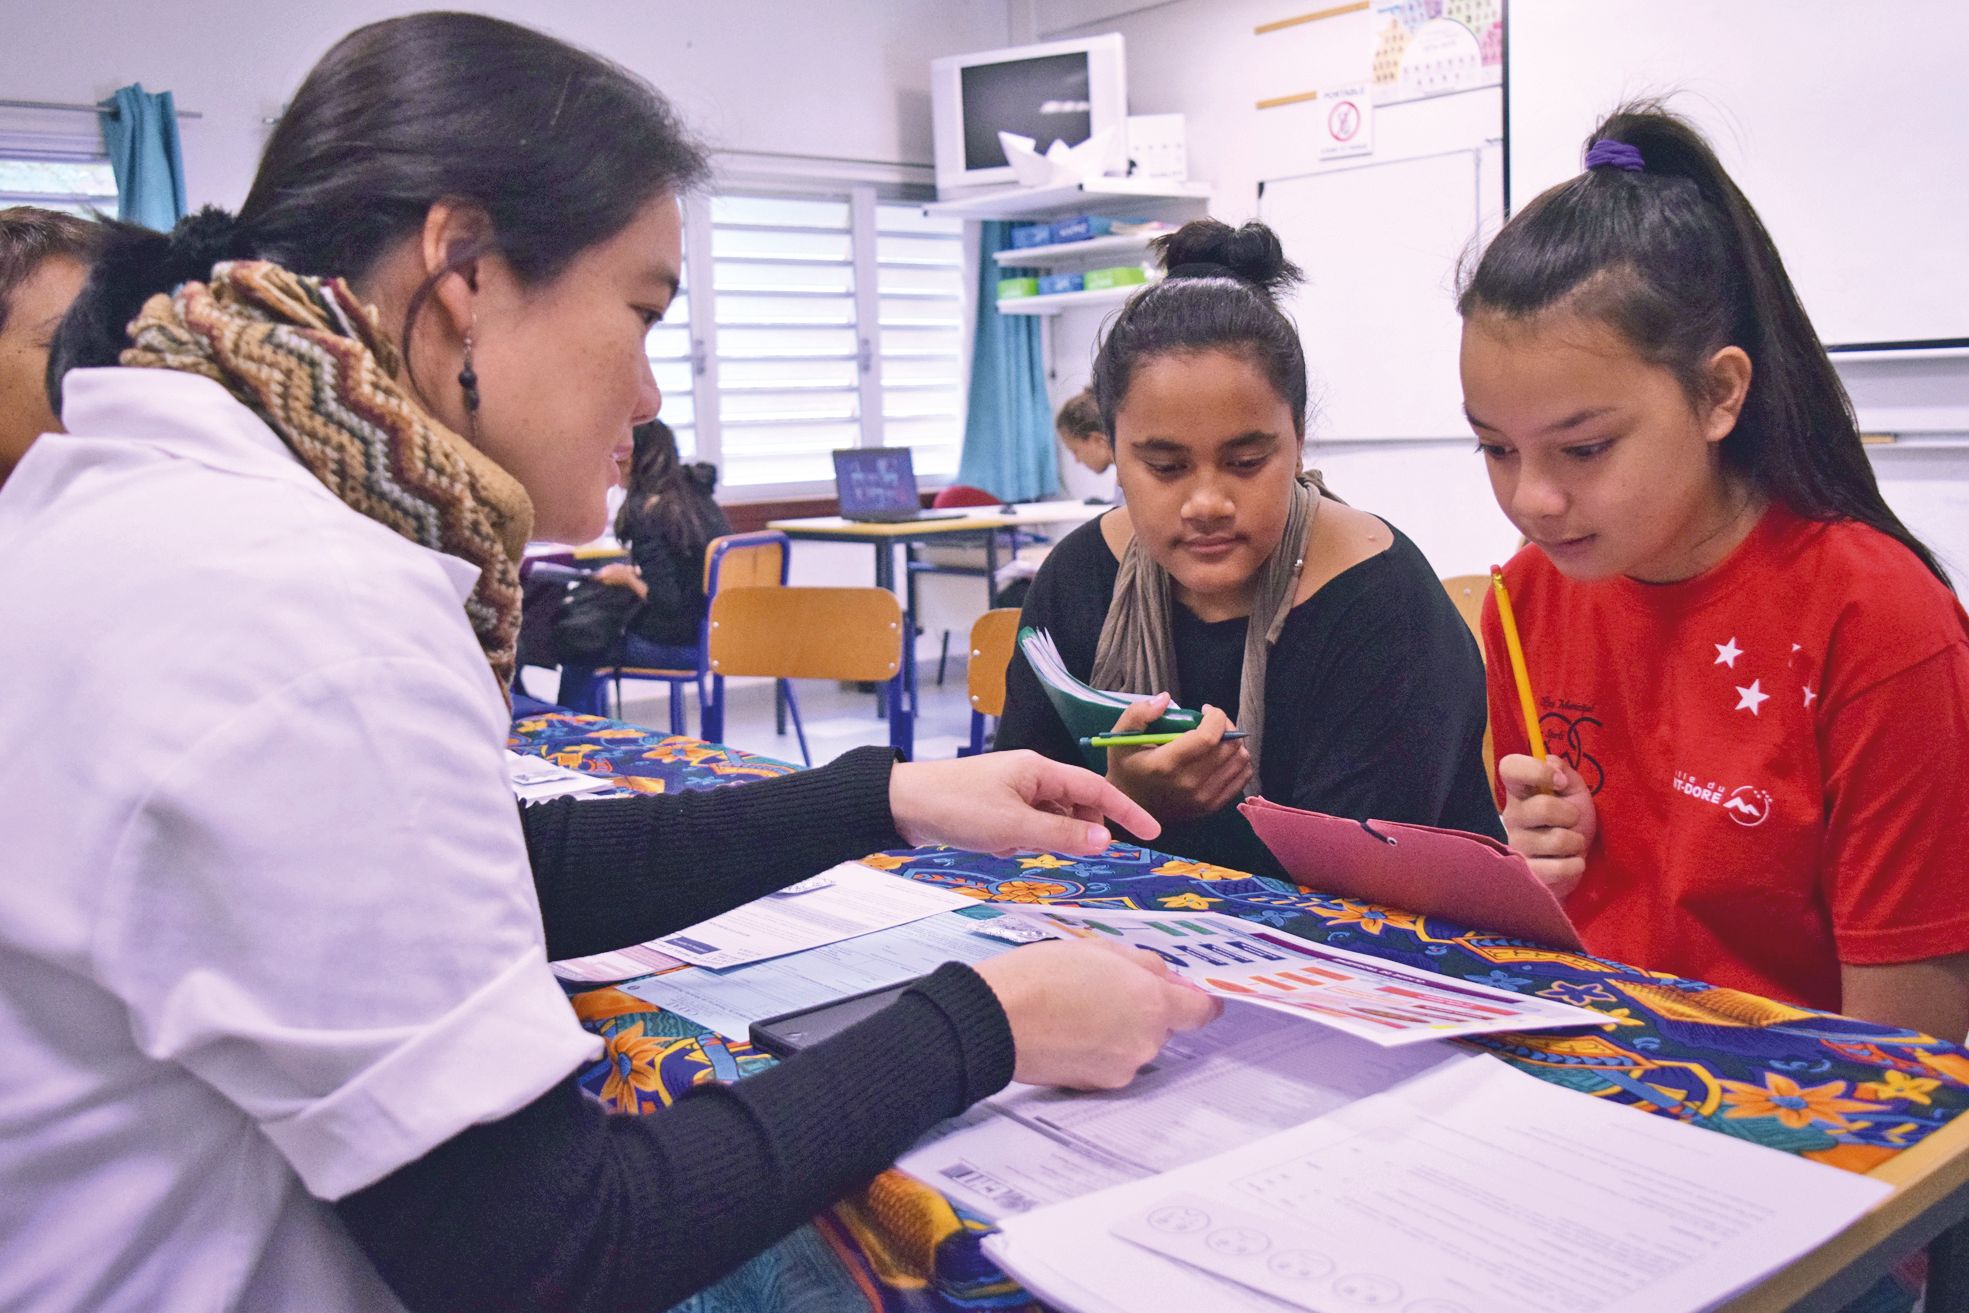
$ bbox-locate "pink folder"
[1238,797,1584,951]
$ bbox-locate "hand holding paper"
[1104,694,1253,823]
[975,939,1223,1090]
[1018,627,1203,769]
[1238,797,1584,950]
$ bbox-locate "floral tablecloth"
[514,713,1963,1311]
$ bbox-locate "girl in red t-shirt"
[1457,103,1969,1037]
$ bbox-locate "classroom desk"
[766,512,1016,619]
[768,504,1105,612]
[770,496,1104,587]
[900,500,1108,638]
[521,536,628,567]
[512,710,1969,1313]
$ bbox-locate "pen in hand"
[1081,729,1251,749]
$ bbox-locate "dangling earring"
[457,328,481,439]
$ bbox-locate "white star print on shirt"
[1715,637,1744,667]
[1804,686,1818,708]
[1736,679,1770,715]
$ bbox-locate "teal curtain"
[99,83,186,231]
[956,221,1057,502]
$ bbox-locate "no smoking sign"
[1318,82,1374,161]
[1328,98,1361,142]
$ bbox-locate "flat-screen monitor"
[931,34,1127,195]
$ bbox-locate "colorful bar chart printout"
[1014,907,1601,1047]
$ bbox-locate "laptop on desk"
[832,448,968,524]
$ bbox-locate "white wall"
[1508,0,1969,351]
[3,0,1015,210]
[17,1,1961,582]
[1038,0,1969,581]
[1039,0,1519,577]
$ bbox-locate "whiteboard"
[1261,149,1492,442]
[1507,0,1969,350]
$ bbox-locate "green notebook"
[1017,626,1202,769]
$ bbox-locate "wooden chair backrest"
[966,608,1023,718]
[1440,574,1498,793]
[707,586,903,683]
[1440,574,1488,643]
[704,533,787,593]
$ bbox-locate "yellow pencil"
[1490,565,1545,762]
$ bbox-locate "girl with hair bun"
[998,219,1502,878]
[0,14,1218,1311]
[1464,104,1969,1034]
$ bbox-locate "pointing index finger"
[1033,760,1161,840]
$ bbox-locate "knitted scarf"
[1090,472,1325,794]
[121,260,534,695]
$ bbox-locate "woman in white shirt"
[0,14,1215,1312]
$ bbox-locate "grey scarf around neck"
[1089,472,1326,796]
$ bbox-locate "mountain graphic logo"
[1724,786,1772,828]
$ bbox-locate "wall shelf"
[924,177,1211,221]
[1828,346,1969,364]
[996,281,1159,316]
[991,231,1170,268]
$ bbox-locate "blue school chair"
[704,585,908,764]
[960,607,1022,756]
[592,531,796,741]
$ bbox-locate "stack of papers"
[1008,907,1602,1047]
[554,862,984,989]
[623,903,1024,1041]
[652,862,978,970]
[506,750,617,803]
[551,942,688,986]
[553,867,1891,1311]
[541,857,1890,1311]
[984,1056,1890,1313]
[899,1006,1467,1220]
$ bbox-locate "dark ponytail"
[1090,218,1309,437]
[616,418,724,553]
[50,11,707,403]
[1459,101,1948,587]
[50,207,250,405]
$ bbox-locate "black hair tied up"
[1091,219,1310,437]
[50,11,708,409]
[1157,219,1302,301]
[53,206,248,403]
[1459,100,1948,587]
